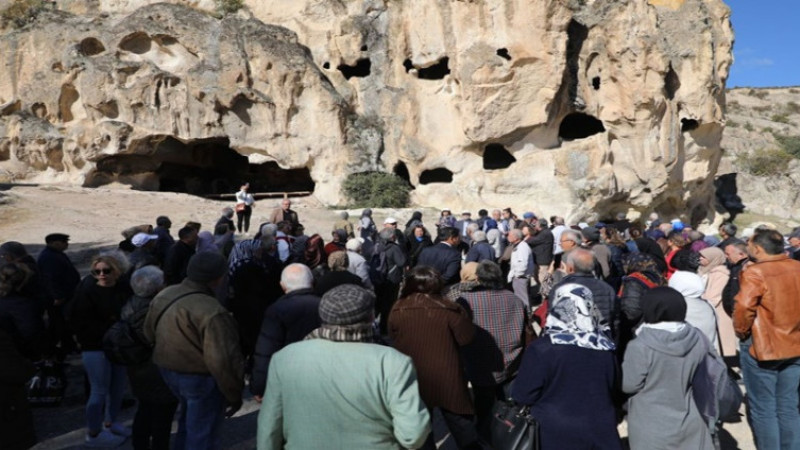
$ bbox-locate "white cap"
[384,217,398,224]
[131,232,159,247]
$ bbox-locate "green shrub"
[1,0,47,28]
[771,113,791,124]
[744,122,754,132]
[785,101,800,114]
[735,148,793,176]
[342,172,411,208]
[726,120,739,128]
[215,0,243,14]
[789,88,800,94]
[748,89,769,100]
[774,134,800,158]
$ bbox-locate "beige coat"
[702,266,735,356]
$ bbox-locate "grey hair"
[222,207,234,219]
[260,235,276,251]
[379,228,395,242]
[720,222,737,237]
[260,223,278,237]
[339,211,349,220]
[281,263,313,292]
[345,238,362,252]
[553,216,565,226]
[508,229,523,240]
[565,248,595,274]
[130,266,164,297]
[472,230,487,242]
[538,219,548,228]
[467,223,480,234]
[560,229,582,245]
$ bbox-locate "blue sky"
[725,0,800,88]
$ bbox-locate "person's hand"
[225,400,243,418]
[254,395,262,403]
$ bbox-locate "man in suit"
[269,198,300,233]
[416,227,462,285]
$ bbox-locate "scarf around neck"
[305,322,376,343]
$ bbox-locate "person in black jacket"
[528,219,554,286]
[417,227,462,286]
[465,231,495,264]
[374,229,408,334]
[0,325,37,450]
[407,225,433,267]
[0,263,46,361]
[315,251,363,295]
[250,264,321,400]
[37,233,81,357]
[721,241,749,316]
[122,266,177,450]
[550,249,618,339]
[69,251,133,446]
[163,227,198,286]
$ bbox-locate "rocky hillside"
[720,87,800,224]
[1,0,733,224]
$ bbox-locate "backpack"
[691,332,743,426]
[368,250,388,286]
[102,319,152,366]
[102,290,201,365]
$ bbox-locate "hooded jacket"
[622,325,713,450]
[668,271,718,353]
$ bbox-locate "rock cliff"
[0,0,733,223]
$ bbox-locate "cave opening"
[393,161,413,186]
[558,113,606,141]
[592,76,601,90]
[417,57,451,80]
[714,173,745,220]
[483,144,517,170]
[419,168,453,185]
[496,48,511,61]
[681,118,699,133]
[337,58,371,80]
[664,63,681,100]
[87,136,315,196]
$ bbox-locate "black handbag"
[491,399,540,450]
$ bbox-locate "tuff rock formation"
[0,0,733,223]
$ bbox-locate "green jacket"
[143,279,244,404]
[257,339,431,450]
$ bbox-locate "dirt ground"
[0,184,756,449]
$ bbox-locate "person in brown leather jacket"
[733,228,800,450]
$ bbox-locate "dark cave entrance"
[483,144,516,170]
[393,161,413,187]
[558,113,606,141]
[88,136,315,196]
[419,168,453,185]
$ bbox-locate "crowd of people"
[2,196,800,450]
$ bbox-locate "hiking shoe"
[106,422,132,437]
[85,430,125,448]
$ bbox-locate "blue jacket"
[465,241,495,263]
[417,243,462,285]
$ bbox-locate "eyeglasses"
[92,268,113,276]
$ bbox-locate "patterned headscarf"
[227,239,264,277]
[545,283,616,351]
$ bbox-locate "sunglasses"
[92,268,113,276]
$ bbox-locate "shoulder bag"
[491,398,541,450]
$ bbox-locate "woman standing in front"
[389,266,478,449]
[512,283,622,450]
[622,286,713,450]
[70,252,133,447]
[235,182,255,234]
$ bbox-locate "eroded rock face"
[0,0,733,223]
[0,3,377,203]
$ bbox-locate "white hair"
[281,263,313,292]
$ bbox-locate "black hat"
[641,286,687,324]
[45,233,70,244]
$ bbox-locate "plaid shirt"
[457,287,528,386]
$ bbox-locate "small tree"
[342,172,411,208]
